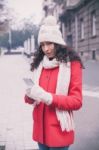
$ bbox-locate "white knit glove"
[26,84,52,105]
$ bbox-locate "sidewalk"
[0,55,99,150]
[82,60,99,98]
[0,55,38,150]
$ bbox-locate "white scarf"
[32,55,74,132]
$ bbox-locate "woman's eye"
[41,44,44,47]
[41,42,53,47]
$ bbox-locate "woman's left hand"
[25,84,52,105]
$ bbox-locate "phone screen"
[23,78,34,86]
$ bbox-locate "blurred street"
[0,54,99,150]
[70,60,99,150]
[0,54,38,150]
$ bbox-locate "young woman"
[24,16,83,150]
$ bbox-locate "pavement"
[82,60,99,98]
[0,54,99,150]
[70,60,99,150]
[0,55,38,150]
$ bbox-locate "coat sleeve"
[51,61,82,111]
[24,95,35,104]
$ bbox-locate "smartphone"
[23,78,34,87]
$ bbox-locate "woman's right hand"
[24,94,35,104]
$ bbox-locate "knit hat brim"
[38,16,66,46]
[38,32,66,46]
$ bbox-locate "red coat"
[24,61,82,147]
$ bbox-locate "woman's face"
[40,42,56,58]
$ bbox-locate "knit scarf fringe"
[32,56,74,132]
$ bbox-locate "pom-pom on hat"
[38,15,66,46]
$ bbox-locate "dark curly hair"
[30,44,84,71]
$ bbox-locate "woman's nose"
[44,45,49,51]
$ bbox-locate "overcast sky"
[7,0,44,26]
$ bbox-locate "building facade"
[43,0,99,60]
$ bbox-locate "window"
[91,11,96,36]
[80,18,84,40]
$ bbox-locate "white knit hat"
[38,16,66,46]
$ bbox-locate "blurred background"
[0,0,99,150]
[0,0,99,60]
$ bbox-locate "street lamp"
[8,29,11,53]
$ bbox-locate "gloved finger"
[26,88,31,96]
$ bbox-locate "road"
[0,55,99,150]
[70,60,99,150]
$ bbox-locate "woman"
[24,16,83,150]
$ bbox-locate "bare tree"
[0,0,9,35]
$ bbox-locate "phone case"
[23,78,34,86]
